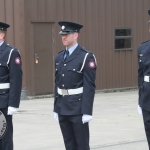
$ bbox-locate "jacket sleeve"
[81,53,97,115]
[8,49,22,108]
[137,45,144,105]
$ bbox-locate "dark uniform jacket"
[0,41,22,109]
[138,40,150,111]
[54,45,96,115]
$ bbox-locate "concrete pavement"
[13,90,148,150]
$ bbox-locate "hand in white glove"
[7,106,18,115]
[54,112,59,122]
[138,105,142,115]
[82,114,92,124]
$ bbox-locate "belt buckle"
[61,89,69,96]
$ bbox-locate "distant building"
[0,0,150,98]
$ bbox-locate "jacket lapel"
[60,50,65,63]
[65,45,81,63]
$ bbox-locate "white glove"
[138,105,142,115]
[54,112,59,122]
[82,114,92,124]
[7,106,18,115]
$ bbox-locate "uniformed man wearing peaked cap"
[138,10,150,149]
[0,22,22,150]
[53,21,97,150]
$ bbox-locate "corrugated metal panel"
[30,0,56,22]
[23,0,150,95]
[0,0,26,90]
[0,0,5,21]
[5,0,14,44]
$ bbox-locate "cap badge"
[62,25,65,30]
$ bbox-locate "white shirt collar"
[0,41,4,46]
[66,43,78,55]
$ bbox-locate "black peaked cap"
[58,21,83,34]
[0,22,10,31]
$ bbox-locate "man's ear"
[0,33,3,40]
[0,33,5,40]
[74,32,78,39]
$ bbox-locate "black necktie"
[64,50,69,61]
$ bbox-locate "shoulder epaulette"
[81,47,93,54]
[6,44,14,49]
[141,40,150,44]
[58,49,64,54]
[81,47,86,51]
[6,44,20,55]
[81,47,89,53]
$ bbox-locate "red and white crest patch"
[15,57,21,64]
[88,60,96,69]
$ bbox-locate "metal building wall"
[25,0,150,95]
[1,0,150,96]
[53,0,150,90]
[0,0,26,91]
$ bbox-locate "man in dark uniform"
[0,22,22,150]
[138,10,150,149]
[53,21,97,150]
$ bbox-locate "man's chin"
[63,43,68,46]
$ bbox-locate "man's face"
[61,32,78,48]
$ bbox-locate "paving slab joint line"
[90,139,146,149]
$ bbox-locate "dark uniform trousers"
[59,114,90,150]
[138,40,150,149]
[0,108,13,150]
[142,109,150,149]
